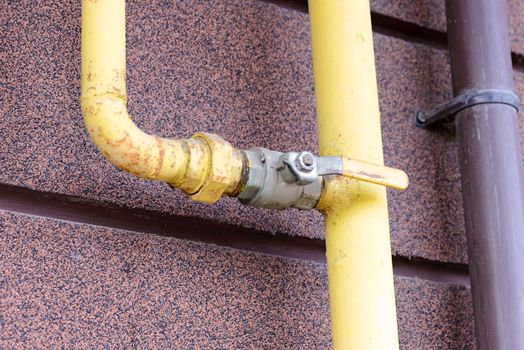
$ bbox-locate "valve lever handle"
[340,158,409,190]
[316,156,409,191]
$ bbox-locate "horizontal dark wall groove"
[260,0,524,73]
[0,184,327,263]
[259,0,307,12]
[372,13,524,73]
[512,52,524,72]
[0,184,469,286]
[394,256,469,287]
[371,12,447,49]
[259,0,448,48]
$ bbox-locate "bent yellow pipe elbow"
[81,95,191,184]
[80,0,243,202]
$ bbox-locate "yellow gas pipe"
[81,0,243,204]
[310,0,400,349]
[82,0,403,347]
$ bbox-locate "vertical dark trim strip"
[446,1,524,349]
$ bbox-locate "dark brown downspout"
[446,0,524,349]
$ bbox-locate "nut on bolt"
[281,151,318,185]
[296,151,316,172]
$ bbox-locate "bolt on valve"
[237,148,409,210]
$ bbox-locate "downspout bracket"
[415,88,519,127]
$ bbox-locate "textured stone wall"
[2,0,522,348]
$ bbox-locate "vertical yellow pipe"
[309,1,399,349]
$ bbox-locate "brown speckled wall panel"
[371,0,524,55]
[0,0,470,263]
[0,0,506,348]
[375,37,466,264]
[397,278,475,350]
[0,211,474,349]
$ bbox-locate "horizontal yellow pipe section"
[309,0,400,348]
[80,0,242,202]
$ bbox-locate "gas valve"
[237,148,408,210]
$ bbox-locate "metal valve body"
[238,148,323,210]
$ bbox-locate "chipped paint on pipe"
[309,0,400,348]
[80,0,243,203]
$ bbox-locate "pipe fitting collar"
[188,132,235,204]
